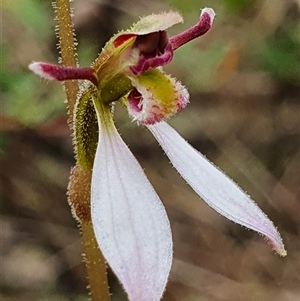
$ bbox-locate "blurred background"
[1,0,299,300]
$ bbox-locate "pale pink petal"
[148,122,286,256]
[91,119,173,301]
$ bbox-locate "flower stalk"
[53,0,78,117]
[53,1,110,300]
[81,221,111,301]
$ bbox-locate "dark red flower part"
[129,31,173,76]
[29,62,98,86]
[169,8,215,51]
[130,42,173,75]
[129,8,215,75]
[127,89,143,112]
[135,31,168,54]
[113,33,136,48]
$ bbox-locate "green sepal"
[101,74,132,104]
[74,87,99,169]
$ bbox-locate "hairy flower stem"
[81,221,111,301]
[54,1,110,300]
[54,0,78,119]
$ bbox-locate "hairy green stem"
[54,1,110,300]
[81,221,111,301]
[54,0,78,118]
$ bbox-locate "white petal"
[148,122,286,256]
[91,120,172,301]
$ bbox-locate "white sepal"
[148,122,286,256]
[91,119,173,301]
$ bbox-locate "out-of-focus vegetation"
[1,0,299,300]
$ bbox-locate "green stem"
[54,1,111,300]
[81,221,111,301]
[54,0,78,118]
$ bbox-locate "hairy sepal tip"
[29,62,55,81]
[278,248,287,257]
[268,233,287,257]
[201,7,216,25]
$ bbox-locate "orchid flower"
[29,7,286,301]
